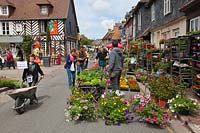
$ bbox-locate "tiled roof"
[180,0,200,12]
[112,29,122,40]
[0,0,71,20]
[0,0,15,7]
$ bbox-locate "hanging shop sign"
[49,21,59,35]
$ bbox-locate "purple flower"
[117,121,121,126]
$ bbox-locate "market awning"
[0,36,23,43]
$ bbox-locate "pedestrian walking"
[22,54,44,104]
[16,46,24,61]
[84,48,89,69]
[107,41,123,90]
[0,55,3,70]
[7,49,15,69]
[65,49,77,88]
[76,46,87,74]
[96,47,108,80]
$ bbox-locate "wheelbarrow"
[6,78,42,114]
[6,86,37,114]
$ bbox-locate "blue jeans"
[66,68,76,88]
[77,62,85,74]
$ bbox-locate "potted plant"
[65,89,98,122]
[168,95,200,115]
[132,94,172,128]
[159,39,166,44]
[98,90,133,125]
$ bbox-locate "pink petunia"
[83,105,88,110]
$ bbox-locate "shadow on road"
[25,95,50,112]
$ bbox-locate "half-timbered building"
[0,0,79,56]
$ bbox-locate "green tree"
[80,34,93,46]
[22,35,32,61]
[46,26,50,56]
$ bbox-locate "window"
[151,3,155,21]
[162,31,170,40]
[190,17,200,32]
[1,22,10,35]
[173,28,179,37]
[40,6,48,15]
[40,21,47,33]
[0,6,9,16]
[138,11,141,31]
[164,0,171,15]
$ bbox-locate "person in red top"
[7,49,15,69]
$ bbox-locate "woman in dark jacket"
[96,47,108,79]
[65,49,77,88]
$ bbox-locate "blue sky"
[74,0,139,39]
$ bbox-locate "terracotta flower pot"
[159,99,167,108]
[151,96,158,105]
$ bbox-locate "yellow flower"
[123,107,127,111]
[120,98,125,102]
[114,103,116,105]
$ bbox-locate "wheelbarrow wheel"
[15,97,25,114]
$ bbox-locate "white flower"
[168,100,172,104]
[176,95,179,98]
[178,104,181,107]
[193,102,197,105]
[174,115,177,119]
[115,90,124,96]
[171,110,175,113]
[101,94,105,98]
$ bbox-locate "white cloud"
[101,18,115,30]
[74,0,140,39]
[88,0,111,12]
[80,22,91,30]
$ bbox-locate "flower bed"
[65,89,171,128]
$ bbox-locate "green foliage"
[187,30,200,36]
[80,34,93,46]
[22,35,32,61]
[168,95,200,115]
[148,75,186,100]
[46,26,50,55]
[98,90,128,124]
[77,70,102,86]
[0,80,24,89]
[130,41,141,45]
[153,62,170,72]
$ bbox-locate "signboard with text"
[17,61,28,70]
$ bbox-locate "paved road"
[0,70,170,133]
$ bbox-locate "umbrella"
[106,43,124,49]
